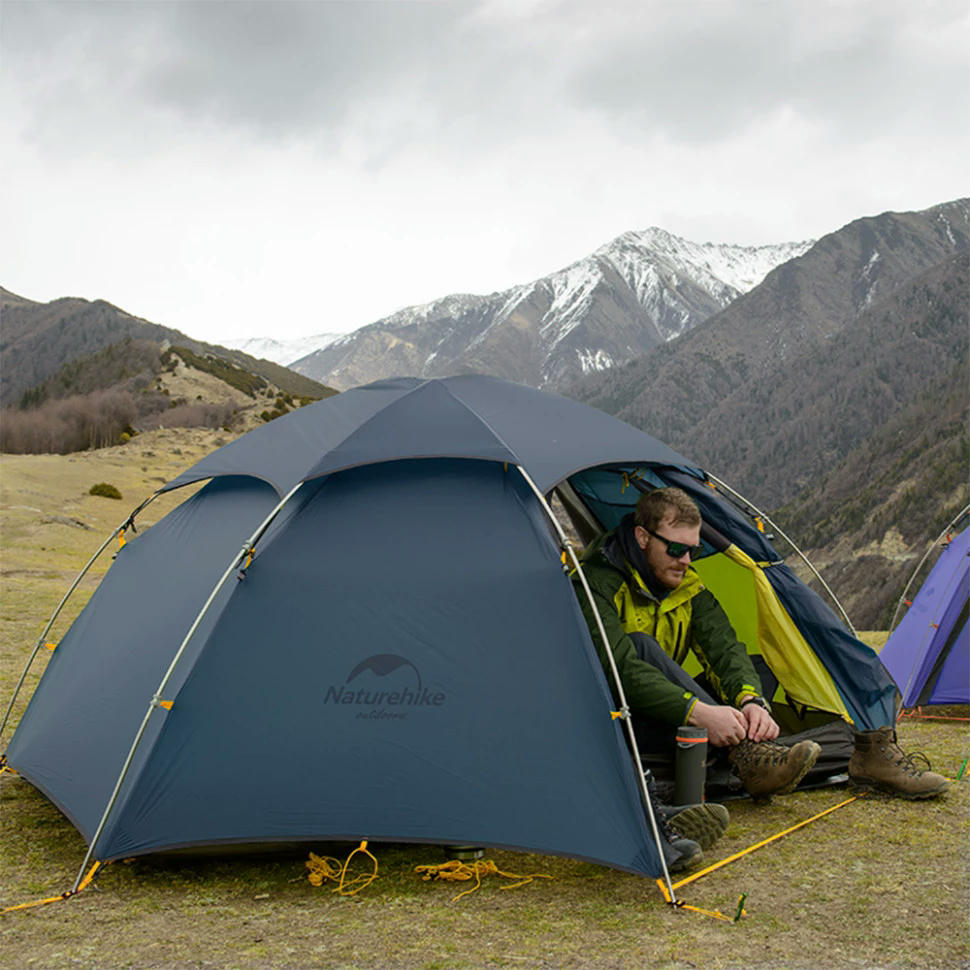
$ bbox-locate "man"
[573,487,948,806]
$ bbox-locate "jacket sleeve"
[572,574,699,726]
[688,589,764,706]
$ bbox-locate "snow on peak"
[381,292,486,328]
[222,225,817,380]
[218,332,342,366]
[599,228,814,296]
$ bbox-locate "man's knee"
[627,633,715,703]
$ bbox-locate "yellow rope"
[306,841,378,896]
[1,861,103,915]
[671,793,863,891]
[654,793,866,922]
[655,879,745,922]
[414,858,552,901]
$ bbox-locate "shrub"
[139,401,236,431]
[0,389,138,454]
[170,347,267,397]
[89,482,123,500]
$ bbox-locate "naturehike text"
[323,686,445,707]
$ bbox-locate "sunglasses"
[640,526,703,560]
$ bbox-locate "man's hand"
[687,701,747,747]
[740,702,780,742]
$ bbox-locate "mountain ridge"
[287,230,812,391]
[570,198,970,490]
[0,287,333,409]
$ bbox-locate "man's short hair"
[634,487,702,531]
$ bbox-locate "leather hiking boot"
[662,802,730,850]
[849,727,949,799]
[728,738,821,798]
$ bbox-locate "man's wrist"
[740,695,771,713]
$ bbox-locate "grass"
[1,431,969,969]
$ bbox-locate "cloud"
[562,0,970,144]
[1,0,967,343]
[6,0,968,158]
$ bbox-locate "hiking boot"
[849,727,949,799]
[655,803,703,872]
[643,770,704,873]
[662,802,730,850]
[665,834,704,873]
[728,738,821,798]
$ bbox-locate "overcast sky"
[2,0,967,344]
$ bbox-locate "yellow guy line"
[669,793,864,892]
[1,862,104,915]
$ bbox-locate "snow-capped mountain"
[287,229,814,392]
[217,332,342,367]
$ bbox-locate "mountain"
[572,199,969,507]
[0,287,332,409]
[770,251,969,628]
[0,287,337,454]
[217,332,342,367]
[289,230,812,391]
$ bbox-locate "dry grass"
[1,435,969,970]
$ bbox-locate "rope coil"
[414,858,552,901]
[306,841,378,896]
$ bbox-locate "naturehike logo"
[324,653,445,720]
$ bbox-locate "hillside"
[773,255,969,628]
[0,287,332,409]
[572,200,969,484]
[1,333,336,454]
[684,250,969,510]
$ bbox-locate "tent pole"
[513,466,677,902]
[0,492,162,747]
[705,473,858,635]
[888,502,970,631]
[70,481,306,893]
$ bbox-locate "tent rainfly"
[880,521,969,708]
[1,375,898,897]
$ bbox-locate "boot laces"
[888,745,934,777]
[643,771,680,842]
[659,810,681,842]
[748,740,790,767]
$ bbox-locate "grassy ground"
[2,435,969,969]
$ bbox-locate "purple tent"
[880,528,969,707]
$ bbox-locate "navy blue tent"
[2,375,896,886]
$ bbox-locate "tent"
[879,524,969,708]
[1,375,897,889]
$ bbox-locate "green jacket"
[573,524,763,725]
